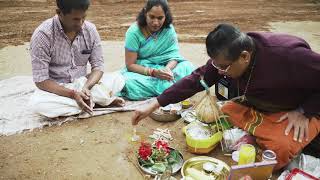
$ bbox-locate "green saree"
[120,23,194,100]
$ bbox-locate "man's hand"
[82,87,91,97]
[132,99,160,125]
[154,68,174,81]
[278,109,309,143]
[73,90,93,115]
[82,87,94,110]
[35,79,95,115]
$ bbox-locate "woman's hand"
[153,68,174,81]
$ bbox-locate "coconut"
[195,93,220,124]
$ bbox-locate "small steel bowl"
[149,109,181,122]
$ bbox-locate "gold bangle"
[143,67,148,76]
[148,68,152,76]
[145,67,149,76]
[150,68,155,77]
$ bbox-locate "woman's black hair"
[206,23,255,61]
[56,0,90,15]
[136,0,173,29]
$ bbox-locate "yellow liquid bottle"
[238,144,256,165]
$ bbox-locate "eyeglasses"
[211,59,233,73]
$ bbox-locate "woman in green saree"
[120,0,195,100]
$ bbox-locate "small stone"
[80,139,84,145]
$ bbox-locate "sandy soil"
[0,0,320,48]
[1,0,320,180]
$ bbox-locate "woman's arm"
[166,60,178,70]
[125,49,173,80]
[125,49,149,75]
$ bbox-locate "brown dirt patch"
[0,0,320,48]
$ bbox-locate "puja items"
[181,109,197,123]
[222,128,246,152]
[194,77,234,152]
[285,168,318,180]
[229,160,277,180]
[131,127,140,142]
[194,76,220,124]
[223,128,255,152]
[183,122,222,154]
[149,104,181,122]
[238,144,256,165]
[262,150,276,162]
[137,140,184,175]
[285,153,320,178]
[181,98,193,109]
[195,94,220,124]
[181,156,230,180]
[149,128,173,141]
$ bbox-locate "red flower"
[138,142,152,160]
[155,140,170,154]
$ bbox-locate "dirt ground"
[1,0,320,180]
[1,0,320,48]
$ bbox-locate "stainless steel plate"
[138,147,184,176]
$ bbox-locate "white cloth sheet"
[0,75,155,136]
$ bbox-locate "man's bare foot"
[110,98,125,107]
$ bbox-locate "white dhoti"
[29,72,125,118]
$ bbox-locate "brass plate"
[181,156,230,180]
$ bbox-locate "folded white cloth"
[29,72,125,118]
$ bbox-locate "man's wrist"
[69,89,76,99]
[82,84,91,91]
[152,99,161,110]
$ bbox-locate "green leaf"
[168,150,179,164]
[219,115,233,129]
[149,158,155,164]
[139,158,154,167]
[151,163,166,173]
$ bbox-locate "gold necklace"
[145,27,157,40]
[239,57,256,102]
